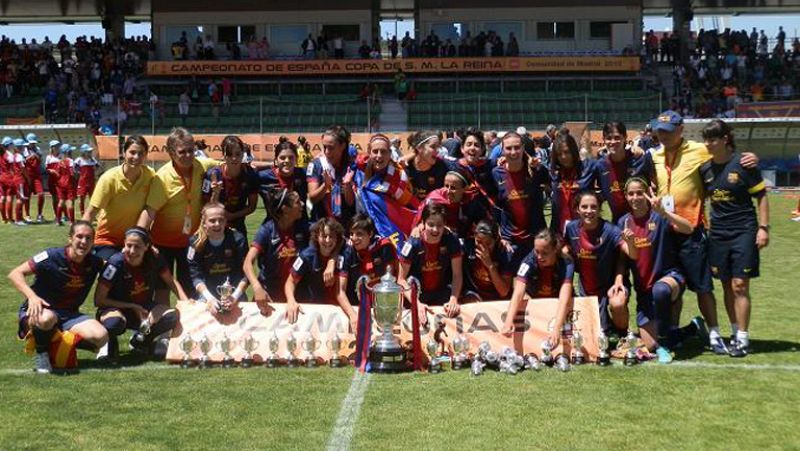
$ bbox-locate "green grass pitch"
[1,194,798,450]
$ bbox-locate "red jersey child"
[74,144,99,215]
[23,138,45,222]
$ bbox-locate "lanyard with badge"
[179,169,193,235]
[662,151,677,214]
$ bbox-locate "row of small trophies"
[178,330,347,369]
[428,330,642,375]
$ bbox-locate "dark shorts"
[634,270,685,327]
[93,245,121,262]
[709,232,760,280]
[96,302,157,330]
[156,245,190,296]
[676,225,714,294]
[419,287,452,306]
[17,302,91,339]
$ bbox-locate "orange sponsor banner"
[5,117,44,125]
[165,297,601,365]
[147,56,640,77]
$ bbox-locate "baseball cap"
[79,143,93,152]
[49,139,61,147]
[516,126,528,135]
[1,136,12,146]
[60,143,72,154]
[652,110,683,132]
[13,138,26,147]
[25,133,38,144]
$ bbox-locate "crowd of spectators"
[0,34,152,132]
[644,27,800,118]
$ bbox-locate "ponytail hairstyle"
[701,119,736,150]
[573,189,602,211]
[368,133,391,151]
[274,139,298,159]
[310,217,345,255]
[265,187,299,220]
[323,125,351,148]
[407,130,440,154]
[551,126,582,175]
[220,135,245,159]
[192,202,226,252]
[533,228,560,250]
[124,226,155,266]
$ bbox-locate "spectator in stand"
[178,89,191,124]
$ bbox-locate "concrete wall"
[153,10,372,58]
[418,6,642,53]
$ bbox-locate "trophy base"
[286,358,299,368]
[265,357,279,368]
[180,358,194,369]
[571,354,585,365]
[305,358,319,368]
[452,358,468,370]
[368,346,410,373]
[624,355,638,366]
[222,357,235,369]
[198,357,211,369]
[329,357,342,368]
[241,358,253,368]
[597,355,612,366]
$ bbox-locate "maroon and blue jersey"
[597,149,653,223]
[99,251,169,307]
[700,153,766,240]
[564,219,622,296]
[550,160,600,235]
[252,218,310,301]
[187,228,249,292]
[491,165,548,245]
[306,156,355,222]
[398,231,462,305]
[515,252,574,298]
[290,245,338,304]
[258,167,308,217]
[415,187,492,239]
[25,247,103,312]
[405,158,451,201]
[454,157,497,200]
[463,239,514,300]
[202,165,259,231]
[618,211,680,294]
[337,238,397,303]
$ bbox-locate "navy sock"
[652,282,673,337]
[144,310,178,344]
[32,327,55,353]
[102,317,126,357]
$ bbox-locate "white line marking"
[326,371,372,451]
[0,364,178,376]
[669,360,800,372]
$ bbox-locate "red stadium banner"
[736,101,800,118]
[165,298,601,364]
[147,56,640,77]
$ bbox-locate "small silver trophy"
[198,334,212,369]
[571,329,585,365]
[216,277,235,313]
[219,332,235,368]
[451,335,470,370]
[240,334,259,368]
[265,331,280,368]
[286,332,298,367]
[470,358,486,376]
[524,353,543,371]
[556,353,571,372]
[624,332,639,366]
[328,332,343,368]
[597,332,611,366]
[426,339,441,373]
[302,335,320,368]
[179,335,195,368]
[540,340,554,366]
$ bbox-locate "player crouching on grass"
[616,178,694,363]
[8,221,107,374]
[700,119,769,357]
[94,227,186,364]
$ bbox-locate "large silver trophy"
[358,267,412,373]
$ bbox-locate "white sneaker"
[34,352,52,374]
[96,342,109,360]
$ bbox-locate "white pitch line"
[0,364,178,376]
[325,371,372,451]
[669,360,800,372]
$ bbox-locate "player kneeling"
[95,227,187,363]
[8,221,107,374]
[614,178,694,363]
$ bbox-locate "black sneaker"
[728,339,749,358]
[129,333,149,355]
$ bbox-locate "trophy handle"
[405,276,420,294]
[356,275,372,293]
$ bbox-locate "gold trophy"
[198,334,212,369]
[302,334,320,368]
[265,331,280,368]
[240,334,259,368]
[219,332,235,368]
[328,332,343,368]
[286,331,298,367]
[179,335,195,369]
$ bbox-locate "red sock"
[67,206,74,223]
[4,198,12,221]
[37,194,44,217]
[0,198,6,222]
[15,201,23,222]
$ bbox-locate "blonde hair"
[192,202,226,252]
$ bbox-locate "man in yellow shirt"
[650,110,759,354]
[137,127,219,296]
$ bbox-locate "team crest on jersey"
[32,251,48,263]
[648,222,656,231]
[727,172,739,184]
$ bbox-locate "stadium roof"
[2,0,800,22]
